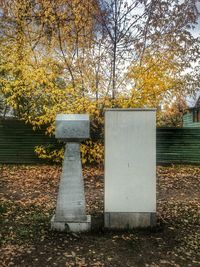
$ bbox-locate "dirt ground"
[0,164,200,267]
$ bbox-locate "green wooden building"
[183,96,200,127]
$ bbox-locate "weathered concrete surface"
[104,109,156,228]
[55,114,90,142]
[51,142,91,232]
[51,215,91,232]
[104,212,156,229]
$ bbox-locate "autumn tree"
[1,0,199,107]
[158,97,188,127]
[0,0,101,119]
[124,0,200,110]
[0,0,200,163]
[127,49,194,107]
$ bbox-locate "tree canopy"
[0,0,199,162]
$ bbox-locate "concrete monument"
[104,109,156,229]
[51,114,91,232]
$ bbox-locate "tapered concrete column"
[55,143,87,221]
[51,114,91,232]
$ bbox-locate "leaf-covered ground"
[0,164,199,267]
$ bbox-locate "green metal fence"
[0,119,56,163]
[157,128,200,164]
[1,119,200,164]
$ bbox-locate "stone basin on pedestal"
[51,114,91,232]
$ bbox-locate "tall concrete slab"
[104,109,156,229]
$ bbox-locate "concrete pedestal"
[104,212,156,229]
[51,143,91,232]
[51,215,91,232]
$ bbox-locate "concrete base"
[104,212,156,229]
[51,215,91,232]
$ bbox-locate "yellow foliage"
[0,2,191,164]
[35,145,64,163]
[35,141,104,165]
[128,50,184,108]
[80,141,104,165]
